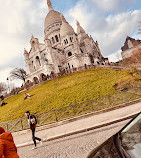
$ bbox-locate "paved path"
[18,120,129,158]
[13,101,141,146]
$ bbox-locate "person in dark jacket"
[25,111,42,149]
[0,127,19,158]
[1,101,7,107]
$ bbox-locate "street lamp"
[7,77,10,93]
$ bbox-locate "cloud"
[0,0,140,85]
[0,0,47,63]
[66,0,141,58]
[0,0,47,82]
[90,0,139,12]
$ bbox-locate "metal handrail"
[0,89,140,133]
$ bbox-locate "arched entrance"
[40,73,47,81]
[33,77,39,84]
[50,71,56,78]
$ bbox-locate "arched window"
[66,39,68,44]
[33,77,39,84]
[64,40,66,45]
[70,37,72,42]
[68,52,72,57]
[55,35,59,42]
[68,63,70,69]
[32,61,36,71]
[36,56,41,69]
[52,37,55,44]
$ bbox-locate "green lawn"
[0,68,131,123]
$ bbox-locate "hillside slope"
[0,68,131,122]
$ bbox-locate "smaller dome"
[60,14,75,39]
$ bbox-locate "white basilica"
[24,0,104,83]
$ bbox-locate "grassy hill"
[0,68,131,123]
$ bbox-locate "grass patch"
[0,68,132,123]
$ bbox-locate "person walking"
[25,111,42,149]
[0,127,19,158]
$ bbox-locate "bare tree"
[0,82,7,95]
[9,83,16,92]
[10,68,27,86]
[116,52,122,62]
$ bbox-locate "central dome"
[44,10,61,29]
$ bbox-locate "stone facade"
[121,36,141,60]
[24,0,104,83]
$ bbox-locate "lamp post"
[7,77,10,93]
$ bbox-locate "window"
[64,40,66,45]
[55,35,59,42]
[52,37,55,44]
[32,61,36,70]
[68,63,70,69]
[70,37,72,42]
[80,48,84,53]
[89,55,94,64]
[66,39,68,44]
[68,52,72,57]
[36,56,41,66]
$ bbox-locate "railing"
[0,88,141,133]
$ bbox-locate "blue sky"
[0,0,140,87]
[52,0,77,12]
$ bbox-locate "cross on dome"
[47,0,53,11]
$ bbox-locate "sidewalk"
[13,101,141,148]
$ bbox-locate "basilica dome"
[44,10,61,29]
[60,14,75,39]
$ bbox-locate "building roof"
[121,36,141,51]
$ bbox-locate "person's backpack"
[30,115,37,125]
